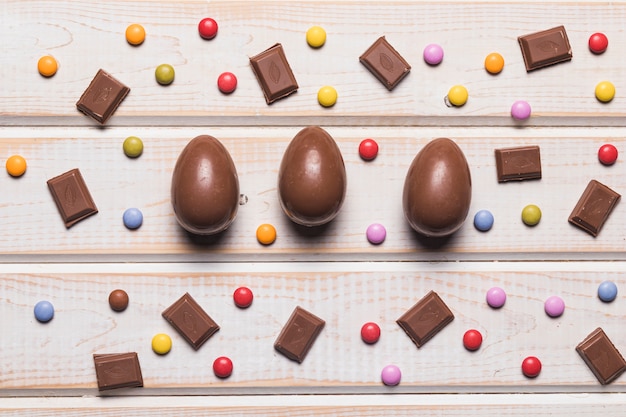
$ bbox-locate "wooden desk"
[1,0,625,414]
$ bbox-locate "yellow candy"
[37,55,58,77]
[521,204,542,226]
[595,81,615,103]
[306,26,326,48]
[6,155,27,177]
[484,52,504,74]
[151,333,172,355]
[126,24,146,46]
[447,85,468,107]
[256,223,277,245]
[317,85,338,107]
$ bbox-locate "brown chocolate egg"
[171,135,239,235]
[278,126,347,227]
[402,138,472,237]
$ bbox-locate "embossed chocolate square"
[250,43,299,104]
[494,145,542,182]
[360,36,411,91]
[47,168,98,228]
[397,291,454,348]
[76,69,130,124]
[576,328,626,385]
[568,180,620,237]
[274,306,325,363]
[518,26,573,72]
[162,292,219,350]
[93,352,143,391]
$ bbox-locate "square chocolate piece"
[359,36,411,91]
[274,306,325,363]
[518,26,572,72]
[47,168,98,228]
[494,145,542,182]
[576,328,626,385]
[76,69,130,124]
[93,352,143,391]
[568,180,620,237]
[250,43,299,104]
[162,293,219,350]
[397,291,454,348]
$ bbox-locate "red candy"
[198,17,218,40]
[521,356,542,378]
[233,286,253,308]
[217,72,237,94]
[462,329,483,351]
[360,322,381,344]
[213,356,233,378]
[359,138,379,161]
[598,144,618,165]
[588,33,608,54]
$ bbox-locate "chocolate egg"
[171,135,239,235]
[402,138,471,237]
[278,126,347,226]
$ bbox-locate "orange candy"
[484,52,504,74]
[125,24,146,45]
[6,155,27,177]
[256,223,277,245]
[37,55,58,77]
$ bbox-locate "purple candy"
[366,223,387,245]
[423,43,444,65]
[486,287,506,308]
[381,364,401,386]
[544,295,565,317]
[511,100,531,120]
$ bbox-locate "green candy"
[123,136,143,158]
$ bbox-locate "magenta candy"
[511,100,531,120]
[486,287,506,308]
[366,223,386,244]
[544,295,565,317]
[423,44,444,65]
[381,364,401,386]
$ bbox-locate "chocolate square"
[359,36,411,90]
[76,69,130,124]
[576,328,626,385]
[397,291,454,348]
[568,180,620,237]
[494,145,542,182]
[162,293,219,350]
[47,168,98,228]
[518,26,573,72]
[93,352,143,391]
[274,306,325,363]
[249,43,299,104]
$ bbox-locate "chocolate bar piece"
[576,328,626,385]
[274,306,325,363]
[568,180,620,237]
[494,145,542,182]
[76,69,130,124]
[93,352,143,391]
[397,291,454,348]
[518,26,572,72]
[359,36,411,91]
[249,43,298,104]
[162,293,219,350]
[47,168,98,228]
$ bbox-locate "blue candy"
[34,300,54,323]
[473,209,494,232]
[598,280,618,302]
[123,208,143,230]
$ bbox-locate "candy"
[359,138,378,160]
[317,85,337,107]
[361,322,381,344]
[198,17,218,39]
[162,293,220,350]
[518,26,572,72]
[213,356,233,378]
[123,208,143,230]
[521,204,541,226]
[576,327,626,385]
[522,356,542,378]
[598,281,618,302]
[93,352,143,391]
[463,329,483,351]
[588,33,608,54]
[598,144,618,165]
[249,43,298,104]
[494,145,541,182]
[274,306,325,363]
[423,43,444,65]
[446,85,468,107]
[510,100,531,120]
[544,295,565,317]
[47,168,98,228]
[595,81,615,102]
[568,180,620,237]
[125,24,145,45]
[366,223,386,245]
[34,300,54,323]
[151,333,172,355]
[486,287,506,308]
[397,291,454,348]
[306,26,326,48]
[76,69,130,124]
[256,223,277,245]
[217,72,237,94]
[381,364,401,386]
[359,36,411,91]
[155,64,175,85]
[108,289,129,312]
[37,55,58,77]
[473,209,494,232]
[6,155,27,177]
[123,136,143,158]
[233,286,253,308]
[484,52,504,74]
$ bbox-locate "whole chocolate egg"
[402,138,471,237]
[278,126,347,227]
[171,135,239,235]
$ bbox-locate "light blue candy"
[598,280,618,302]
[473,209,494,232]
[123,208,143,230]
[34,300,54,323]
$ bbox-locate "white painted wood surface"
[2,0,626,414]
